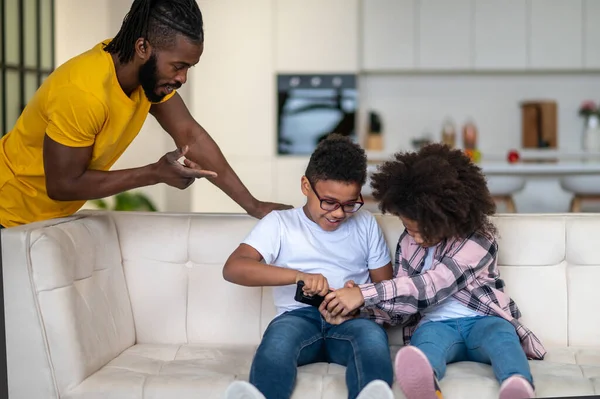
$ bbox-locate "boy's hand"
[344,280,356,288]
[323,286,365,317]
[296,272,329,297]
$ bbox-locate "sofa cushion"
[62,344,599,399]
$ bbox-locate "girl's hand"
[323,286,365,317]
[319,301,358,325]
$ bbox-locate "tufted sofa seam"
[25,229,62,398]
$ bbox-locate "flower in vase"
[579,100,599,118]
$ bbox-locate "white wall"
[189,0,281,213]
[186,0,600,214]
[54,0,110,65]
[53,0,600,214]
[361,73,600,154]
[188,0,362,213]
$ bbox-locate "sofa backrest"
[3,211,600,397]
[109,211,600,350]
[492,214,600,348]
[110,212,262,346]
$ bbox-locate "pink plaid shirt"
[358,229,547,360]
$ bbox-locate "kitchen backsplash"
[359,73,600,155]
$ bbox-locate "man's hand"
[248,201,293,219]
[295,272,329,297]
[152,146,217,189]
[324,286,365,317]
[43,134,215,202]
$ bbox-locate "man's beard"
[139,53,169,103]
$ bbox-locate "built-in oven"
[277,74,357,155]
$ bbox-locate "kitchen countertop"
[364,150,600,209]
[478,161,600,176]
[366,149,600,161]
[367,161,600,176]
[366,150,600,176]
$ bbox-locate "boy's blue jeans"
[410,315,533,386]
[249,306,393,399]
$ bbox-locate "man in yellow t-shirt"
[0,0,290,228]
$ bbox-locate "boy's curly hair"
[305,134,367,186]
[371,143,497,241]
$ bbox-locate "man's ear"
[134,38,151,61]
[300,176,310,197]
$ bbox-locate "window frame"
[1,0,55,136]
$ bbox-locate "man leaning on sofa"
[0,1,289,397]
[0,0,290,230]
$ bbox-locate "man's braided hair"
[104,0,204,64]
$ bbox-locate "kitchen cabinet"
[417,0,472,70]
[529,0,583,70]
[474,0,527,70]
[361,0,415,70]
[274,0,359,73]
[584,0,600,69]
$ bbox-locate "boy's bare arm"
[223,244,296,286]
[368,262,393,283]
[222,244,329,295]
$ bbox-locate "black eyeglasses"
[309,180,364,213]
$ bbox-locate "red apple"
[507,150,520,163]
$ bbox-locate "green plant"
[92,191,158,212]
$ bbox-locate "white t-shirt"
[419,245,481,325]
[242,207,391,316]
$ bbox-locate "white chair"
[486,176,526,213]
[560,175,600,212]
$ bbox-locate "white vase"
[582,115,600,153]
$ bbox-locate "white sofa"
[2,210,600,399]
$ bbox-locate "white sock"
[356,380,394,399]
[224,381,266,399]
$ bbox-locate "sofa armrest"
[2,227,59,399]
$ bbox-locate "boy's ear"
[300,176,310,197]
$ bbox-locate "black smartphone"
[294,280,327,307]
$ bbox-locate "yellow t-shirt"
[0,40,175,227]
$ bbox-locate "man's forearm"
[47,165,157,201]
[150,95,263,215]
[186,127,257,213]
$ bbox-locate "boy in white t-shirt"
[222,135,395,399]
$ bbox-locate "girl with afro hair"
[321,144,546,399]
